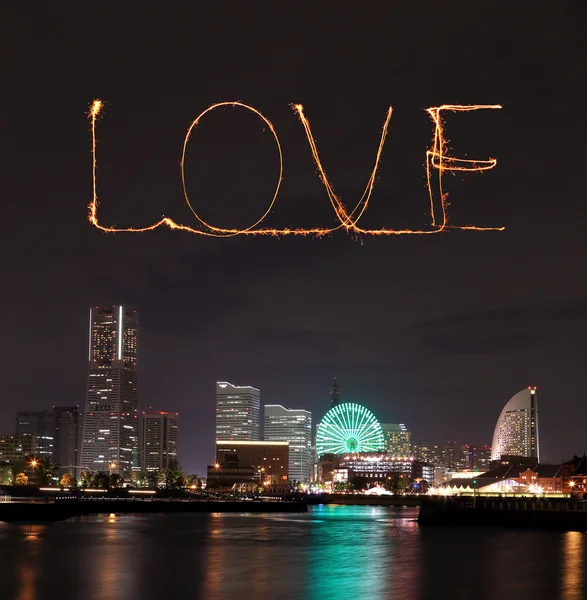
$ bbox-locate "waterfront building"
[53,406,80,476]
[215,382,260,441]
[15,411,54,459]
[328,453,430,490]
[519,466,563,494]
[141,410,179,472]
[413,443,443,466]
[419,463,435,485]
[0,434,37,466]
[490,387,539,461]
[434,466,448,486]
[466,444,492,470]
[443,442,470,470]
[214,440,289,486]
[563,454,587,496]
[264,405,312,483]
[441,461,562,496]
[81,306,139,479]
[381,423,411,456]
[316,403,384,457]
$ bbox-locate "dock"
[418,496,587,532]
[0,495,308,522]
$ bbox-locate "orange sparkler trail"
[426,104,504,231]
[292,104,393,231]
[88,100,504,237]
[180,102,282,238]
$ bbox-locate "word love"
[88,100,503,238]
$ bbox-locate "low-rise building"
[213,440,289,487]
[0,434,37,466]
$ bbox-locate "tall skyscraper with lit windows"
[81,306,139,479]
[491,387,539,462]
[264,405,312,483]
[216,381,260,441]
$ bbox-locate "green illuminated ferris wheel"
[316,402,385,457]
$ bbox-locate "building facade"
[214,440,289,485]
[215,381,260,441]
[81,306,139,479]
[264,405,312,483]
[443,442,470,471]
[15,411,54,459]
[491,387,539,461]
[53,406,80,476]
[0,434,37,466]
[466,444,492,470]
[413,443,443,466]
[141,410,179,472]
[381,423,412,457]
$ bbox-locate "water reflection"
[0,508,586,600]
[307,505,421,600]
[561,531,585,600]
[17,525,46,600]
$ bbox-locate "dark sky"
[1,2,586,474]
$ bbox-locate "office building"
[381,423,412,457]
[443,442,470,470]
[15,411,54,458]
[214,440,289,485]
[413,443,443,466]
[141,410,179,472]
[81,306,139,479]
[53,406,80,476]
[0,434,37,466]
[216,381,260,441]
[491,387,539,461]
[466,444,492,470]
[264,405,312,483]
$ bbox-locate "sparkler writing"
[89,100,503,237]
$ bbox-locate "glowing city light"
[88,100,504,237]
[316,403,385,457]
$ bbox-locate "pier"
[418,496,587,532]
[0,494,307,522]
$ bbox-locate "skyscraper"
[381,423,412,456]
[329,377,340,408]
[216,382,260,441]
[53,406,80,476]
[491,387,539,461]
[264,405,312,483]
[141,410,179,472]
[81,306,139,479]
[16,411,54,459]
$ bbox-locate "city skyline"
[0,304,562,475]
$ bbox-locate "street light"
[29,459,39,468]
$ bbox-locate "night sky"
[2,3,586,474]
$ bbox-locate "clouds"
[412,299,587,354]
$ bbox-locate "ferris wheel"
[316,402,385,457]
